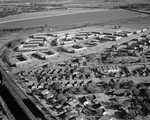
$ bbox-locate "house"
[146,34,150,39]
[116,45,127,51]
[115,30,122,34]
[46,92,54,100]
[58,47,75,53]
[68,99,79,107]
[127,41,137,46]
[105,35,116,41]
[41,89,49,98]
[142,28,148,32]
[75,114,86,120]
[121,31,133,36]
[113,89,126,96]
[66,109,78,119]
[98,35,106,39]
[86,34,95,38]
[31,82,39,90]
[75,36,86,40]
[113,33,124,37]
[134,30,141,34]
[103,32,113,35]
[38,83,45,89]
[91,31,102,34]
[56,33,66,37]
[101,37,115,41]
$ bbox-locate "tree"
[78,86,87,94]
[127,81,135,88]
[137,96,144,103]
[96,108,104,116]
[109,78,115,88]
[134,116,143,120]
[86,95,94,102]
[86,85,96,93]
[131,87,140,96]
[56,94,67,104]
[45,24,48,28]
[146,89,150,100]
[68,86,76,94]
[122,100,130,109]
[82,108,92,116]
[119,109,129,119]
[53,82,62,90]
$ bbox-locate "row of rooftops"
[13,27,149,68]
[13,49,59,66]
[16,27,137,53]
[116,34,150,52]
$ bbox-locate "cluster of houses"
[17,62,150,120]
[33,87,112,120]
[20,65,92,84]
[131,65,150,77]
[120,36,150,52]
[11,26,150,120]
[18,67,119,120]
[102,32,150,64]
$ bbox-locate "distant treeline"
[0,3,67,18]
[119,3,150,11]
[0,26,45,32]
[0,11,21,18]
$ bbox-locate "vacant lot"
[0,10,141,27]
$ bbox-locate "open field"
[0,10,141,27]
[0,9,107,23]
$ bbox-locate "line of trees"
[0,25,45,33]
[119,3,150,11]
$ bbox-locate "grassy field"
[0,10,141,27]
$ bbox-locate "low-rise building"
[116,45,127,51]
[75,36,86,40]
[103,32,113,35]
[18,45,49,52]
[106,35,122,41]
[134,29,141,34]
[142,28,148,32]
[127,41,137,46]
[86,34,96,38]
